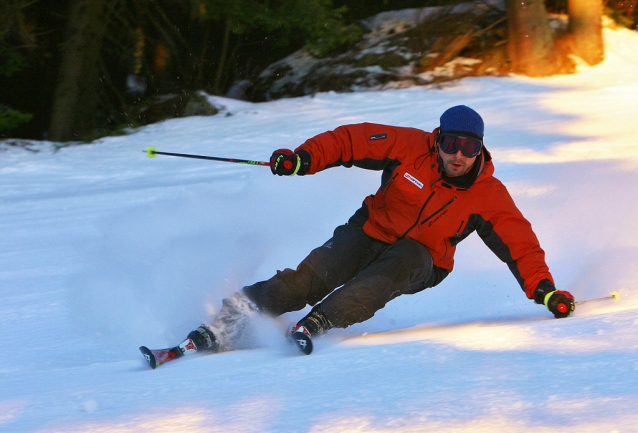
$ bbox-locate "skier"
[149,105,575,362]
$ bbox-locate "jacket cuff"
[533,279,556,304]
[296,149,312,176]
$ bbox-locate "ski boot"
[184,325,218,353]
[289,306,333,355]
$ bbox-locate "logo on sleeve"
[370,133,387,141]
[404,172,424,189]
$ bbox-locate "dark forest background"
[1,0,636,142]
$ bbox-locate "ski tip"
[139,346,158,369]
[145,147,157,158]
[611,291,621,302]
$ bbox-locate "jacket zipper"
[420,197,457,225]
[382,173,399,192]
[399,191,435,239]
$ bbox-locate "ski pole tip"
[146,147,157,158]
[611,291,621,302]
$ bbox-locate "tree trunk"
[505,0,559,76]
[48,0,107,141]
[196,24,211,87]
[213,19,231,95]
[568,0,604,65]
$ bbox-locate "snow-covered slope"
[1,26,638,432]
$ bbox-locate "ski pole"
[145,147,270,167]
[575,291,621,306]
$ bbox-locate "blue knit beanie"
[440,105,484,139]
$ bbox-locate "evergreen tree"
[195,0,357,93]
[0,0,35,135]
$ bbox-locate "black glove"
[534,280,575,318]
[270,149,301,176]
[545,290,575,318]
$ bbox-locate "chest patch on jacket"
[403,172,424,189]
[370,133,387,141]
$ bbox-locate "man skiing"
[142,105,575,365]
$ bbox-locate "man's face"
[438,147,478,177]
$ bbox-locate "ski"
[139,346,183,369]
[140,327,312,369]
[288,325,313,355]
[139,337,198,369]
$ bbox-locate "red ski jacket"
[296,123,554,298]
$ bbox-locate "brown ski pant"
[243,221,447,328]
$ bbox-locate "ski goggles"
[437,132,483,158]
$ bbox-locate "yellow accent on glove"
[543,290,557,307]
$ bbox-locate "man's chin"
[444,166,465,177]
